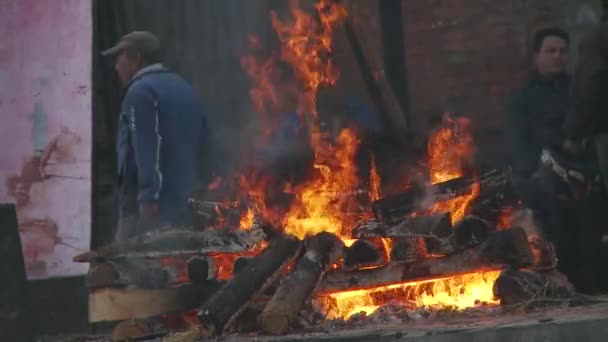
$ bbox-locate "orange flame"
[322,270,501,320]
[427,114,478,223]
[239,208,256,230]
[271,0,347,119]
[369,154,381,201]
[283,128,361,240]
[428,115,474,184]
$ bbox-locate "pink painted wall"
[0,0,92,279]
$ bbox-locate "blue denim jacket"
[117,64,207,222]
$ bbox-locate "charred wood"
[187,256,216,284]
[352,213,452,239]
[319,227,533,293]
[476,227,534,268]
[424,216,493,255]
[342,238,388,271]
[450,216,493,250]
[233,257,253,275]
[258,233,343,335]
[198,235,302,335]
[390,238,428,263]
[372,168,510,223]
[493,268,575,306]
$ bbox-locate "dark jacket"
[117,64,207,222]
[505,73,571,178]
[564,23,608,139]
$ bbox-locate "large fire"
[234,0,498,321]
[427,115,479,223]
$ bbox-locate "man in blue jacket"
[102,31,207,241]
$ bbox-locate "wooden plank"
[89,283,222,322]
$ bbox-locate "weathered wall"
[0,0,92,279]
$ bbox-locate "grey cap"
[101,31,161,57]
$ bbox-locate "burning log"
[372,168,510,223]
[493,268,575,306]
[232,256,253,275]
[198,235,302,335]
[343,238,388,271]
[351,213,452,239]
[450,216,493,250]
[318,227,533,293]
[258,233,344,335]
[424,215,493,255]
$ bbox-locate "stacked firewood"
[193,168,572,335]
[77,168,575,338]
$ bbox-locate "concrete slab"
[40,302,608,341]
[220,303,608,342]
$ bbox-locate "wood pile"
[77,168,574,338]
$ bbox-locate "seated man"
[102,32,208,241]
[504,28,571,247]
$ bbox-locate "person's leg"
[115,212,138,242]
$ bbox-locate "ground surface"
[38,301,608,342]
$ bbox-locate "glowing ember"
[208,253,239,280]
[322,270,501,320]
[497,206,514,230]
[427,114,479,223]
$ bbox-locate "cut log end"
[451,215,493,250]
[343,238,387,271]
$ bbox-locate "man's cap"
[101,31,161,57]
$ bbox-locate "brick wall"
[401,0,603,169]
